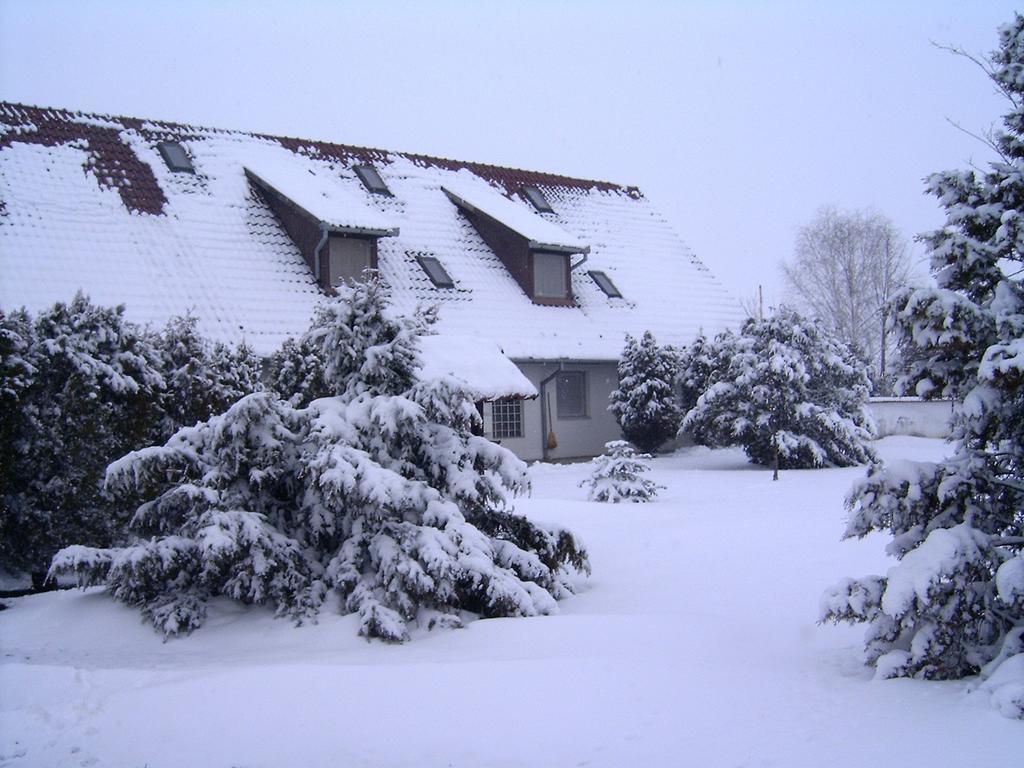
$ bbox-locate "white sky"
[0,0,1017,306]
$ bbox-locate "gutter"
[312,223,329,283]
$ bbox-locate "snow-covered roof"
[244,159,398,236]
[0,102,743,359]
[417,335,537,400]
[442,178,587,253]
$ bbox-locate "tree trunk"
[772,441,780,481]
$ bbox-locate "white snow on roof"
[417,335,537,400]
[442,177,588,253]
[0,109,743,360]
[244,158,397,235]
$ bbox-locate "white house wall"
[484,361,621,462]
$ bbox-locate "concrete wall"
[483,361,621,462]
[867,397,953,439]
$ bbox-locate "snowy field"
[1,437,1020,767]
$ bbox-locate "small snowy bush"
[682,307,875,475]
[822,16,1024,718]
[609,331,681,453]
[52,278,590,642]
[581,440,663,503]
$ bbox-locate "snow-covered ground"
[1,437,1020,767]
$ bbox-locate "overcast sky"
[0,0,1018,306]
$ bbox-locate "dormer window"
[416,254,455,288]
[157,141,194,173]
[522,185,553,213]
[589,270,622,298]
[442,181,587,307]
[353,164,391,196]
[533,251,569,299]
[244,162,398,292]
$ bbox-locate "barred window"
[491,398,523,439]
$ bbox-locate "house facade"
[0,102,742,461]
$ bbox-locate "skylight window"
[521,185,553,213]
[416,254,455,288]
[353,164,391,196]
[589,270,622,298]
[157,141,194,173]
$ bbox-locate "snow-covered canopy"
[417,335,537,400]
[244,160,398,236]
[0,102,743,359]
[441,177,588,253]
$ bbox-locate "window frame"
[588,270,622,298]
[521,185,554,213]
[415,254,455,288]
[157,141,194,173]
[555,371,588,419]
[353,163,392,196]
[328,235,374,286]
[532,250,569,300]
[491,397,524,439]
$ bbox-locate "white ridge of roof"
[417,335,537,400]
[442,177,588,253]
[245,158,398,236]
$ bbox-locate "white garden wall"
[867,397,953,439]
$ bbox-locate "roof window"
[157,141,194,173]
[416,254,455,288]
[353,164,391,196]
[521,185,553,213]
[589,270,622,298]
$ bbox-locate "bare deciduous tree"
[782,207,913,391]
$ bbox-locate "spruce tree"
[609,331,682,453]
[0,294,165,582]
[580,440,663,503]
[52,278,590,642]
[822,16,1024,718]
[683,308,875,476]
[155,314,261,436]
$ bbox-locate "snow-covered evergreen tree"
[265,336,328,407]
[155,314,261,436]
[0,294,165,582]
[609,331,682,453]
[822,16,1024,718]
[676,331,715,415]
[52,278,590,641]
[683,307,875,476]
[580,440,663,503]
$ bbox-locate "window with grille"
[491,398,523,439]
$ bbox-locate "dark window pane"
[329,237,373,285]
[534,251,567,298]
[589,270,622,298]
[416,255,454,288]
[556,371,586,418]
[353,164,391,195]
[157,141,194,173]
